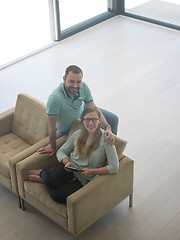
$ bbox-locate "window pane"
[125,0,180,26]
[59,0,108,30]
[0,0,52,67]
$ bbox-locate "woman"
[24,107,119,203]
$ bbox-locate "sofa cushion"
[0,133,30,178]
[12,94,48,145]
[24,181,67,218]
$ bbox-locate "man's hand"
[104,128,115,145]
[37,144,56,156]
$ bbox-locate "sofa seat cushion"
[24,181,67,218]
[0,133,30,178]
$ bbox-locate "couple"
[24,107,119,204]
[37,65,119,156]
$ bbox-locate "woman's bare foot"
[28,175,44,183]
[23,173,29,180]
[23,169,43,181]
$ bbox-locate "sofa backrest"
[12,94,48,145]
[68,119,81,138]
[114,135,127,159]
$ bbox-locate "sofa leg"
[18,196,25,211]
[17,195,22,209]
[129,192,133,207]
[74,235,79,240]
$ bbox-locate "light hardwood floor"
[126,0,180,26]
[0,16,180,240]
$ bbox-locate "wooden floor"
[0,16,180,240]
[126,0,180,26]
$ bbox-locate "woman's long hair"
[76,107,102,160]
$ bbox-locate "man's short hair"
[65,65,83,79]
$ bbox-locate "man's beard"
[67,87,80,95]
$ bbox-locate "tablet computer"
[65,166,83,172]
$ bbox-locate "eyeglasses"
[83,118,99,123]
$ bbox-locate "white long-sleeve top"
[56,129,119,185]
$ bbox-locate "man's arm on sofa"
[67,156,134,236]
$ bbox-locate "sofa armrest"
[0,108,14,137]
[10,135,67,193]
[67,156,134,235]
[16,151,56,199]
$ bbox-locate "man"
[38,65,119,156]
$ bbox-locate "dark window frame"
[49,0,179,42]
[49,0,119,41]
[120,0,180,31]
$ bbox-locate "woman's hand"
[64,161,72,172]
[81,166,109,176]
[81,168,92,176]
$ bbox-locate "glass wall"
[51,0,115,41]
[59,0,108,30]
[1,0,115,68]
[125,0,180,27]
[0,0,52,67]
[2,0,178,68]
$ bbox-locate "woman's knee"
[49,190,66,203]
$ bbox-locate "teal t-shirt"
[46,82,93,133]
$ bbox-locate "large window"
[59,0,107,30]
[49,0,180,43]
[1,0,179,68]
[0,0,51,67]
[49,0,116,41]
[1,0,115,68]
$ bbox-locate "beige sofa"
[0,94,50,207]
[16,119,134,239]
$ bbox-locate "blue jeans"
[40,162,83,203]
[99,108,119,135]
